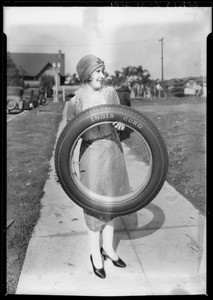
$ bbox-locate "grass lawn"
[6,100,65,294]
[125,96,206,215]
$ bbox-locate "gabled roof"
[9,52,65,77]
[182,76,205,85]
[164,76,206,87]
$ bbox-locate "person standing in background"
[115,82,133,141]
[115,82,131,107]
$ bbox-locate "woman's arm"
[66,96,77,124]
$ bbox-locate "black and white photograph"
[4,5,210,296]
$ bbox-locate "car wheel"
[7,99,17,111]
[55,104,168,216]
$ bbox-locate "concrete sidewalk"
[16,103,206,296]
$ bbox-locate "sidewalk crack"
[119,216,154,295]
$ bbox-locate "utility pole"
[159,38,164,84]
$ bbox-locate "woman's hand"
[112,122,125,131]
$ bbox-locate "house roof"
[9,52,65,77]
[182,76,206,85]
[164,76,206,87]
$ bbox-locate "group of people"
[66,54,132,279]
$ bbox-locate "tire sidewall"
[7,99,17,111]
[55,105,168,216]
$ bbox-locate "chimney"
[58,50,62,59]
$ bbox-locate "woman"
[66,54,130,279]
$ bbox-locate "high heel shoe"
[100,247,126,268]
[90,255,106,279]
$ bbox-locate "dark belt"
[83,132,114,145]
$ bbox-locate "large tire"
[55,104,168,216]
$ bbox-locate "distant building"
[183,77,205,96]
[163,76,206,97]
[9,50,65,87]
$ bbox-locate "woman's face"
[89,66,105,90]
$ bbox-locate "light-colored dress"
[66,85,130,231]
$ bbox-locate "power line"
[8,37,201,48]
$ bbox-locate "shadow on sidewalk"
[113,202,165,250]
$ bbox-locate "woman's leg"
[102,219,119,260]
[87,227,103,268]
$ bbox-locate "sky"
[3,6,212,80]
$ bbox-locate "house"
[9,50,65,87]
[182,77,206,96]
[163,76,206,97]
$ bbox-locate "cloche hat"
[76,54,105,82]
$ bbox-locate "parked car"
[23,88,46,109]
[169,85,185,97]
[23,87,48,110]
[22,89,35,110]
[38,90,47,105]
[31,88,47,106]
[7,86,25,113]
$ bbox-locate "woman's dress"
[66,85,130,231]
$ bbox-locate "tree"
[40,75,55,97]
[71,73,81,85]
[64,73,81,85]
[7,52,21,86]
[116,65,151,98]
